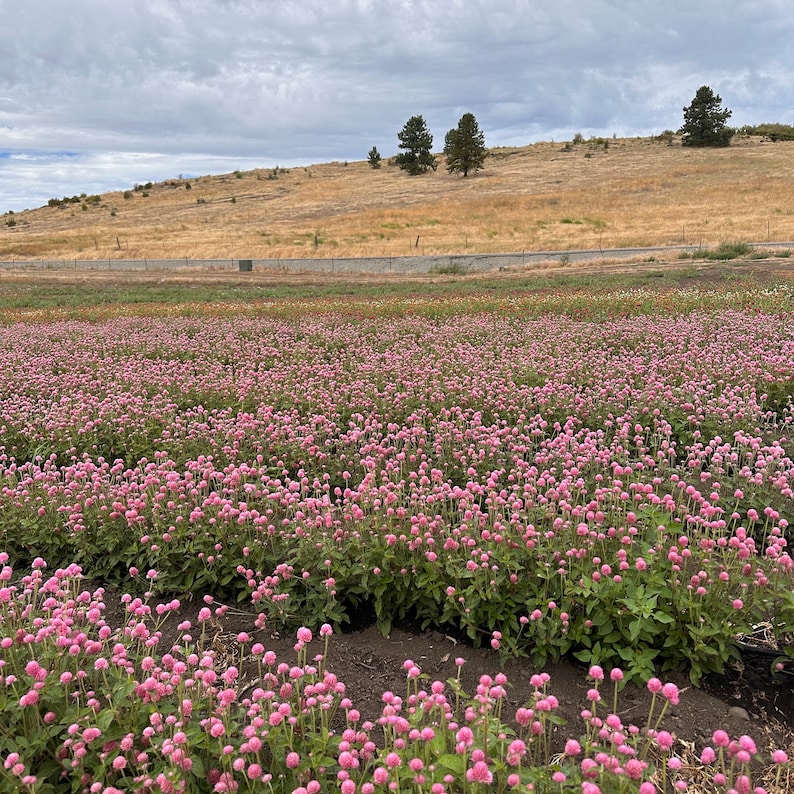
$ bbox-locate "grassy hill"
[1,135,793,261]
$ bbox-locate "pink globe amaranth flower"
[456,727,474,747]
[19,690,39,707]
[700,747,716,764]
[738,735,757,754]
[772,749,789,764]
[466,760,493,784]
[712,730,730,747]
[515,707,531,726]
[610,668,624,681]
[296,627,312,643]
[373,767,389,785]
[639,783,657,794]
[385,753,401,768]
[647,678,663,694]
[589,665,604,680]
[286,752,300,769]
[661,683,679,705]
[733,599,744,610]
[565,739,582,756]
[656,730,674,750]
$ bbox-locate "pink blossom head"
[661,682,679,705]
[646,677,662,694]
[712,730,730,747]
[589,665,604,681]
[465,761,493,784]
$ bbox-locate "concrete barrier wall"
[0,242,791,274]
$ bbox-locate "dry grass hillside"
[1,135,793,261]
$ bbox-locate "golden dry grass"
[2,136,793,261]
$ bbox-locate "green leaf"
[437,753,465,775]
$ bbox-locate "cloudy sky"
[1,0,792,212]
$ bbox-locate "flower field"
[0,282,792,792]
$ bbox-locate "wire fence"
[1,242,792,275]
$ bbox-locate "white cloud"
[1,0,792,211]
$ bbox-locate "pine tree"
[444,113,487,177]
[679,86,734,147]
[367,146,382,169]
[395,115,436,175]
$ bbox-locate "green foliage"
[738,123,794,141]
[680,241,754,261]
[47,194,86,208]
[679,85,734,147]
[395,115,436,175]
[443,112,487,177]
[367,145,382,169]
[657,130,676,145]
[429,260,468,275]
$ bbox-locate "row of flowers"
[0,307,792,684]
[0,557,789,793]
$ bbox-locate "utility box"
[238,259,253,272]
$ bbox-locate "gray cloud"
[0,0,792,211]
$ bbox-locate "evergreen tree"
[679,86,734,147]
[367,146,382,169]
[444,113,487,176]
[395,115,436,175]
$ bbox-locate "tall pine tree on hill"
[395,115,436,175]
[679,86,734,147]
[444,113,486,176]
